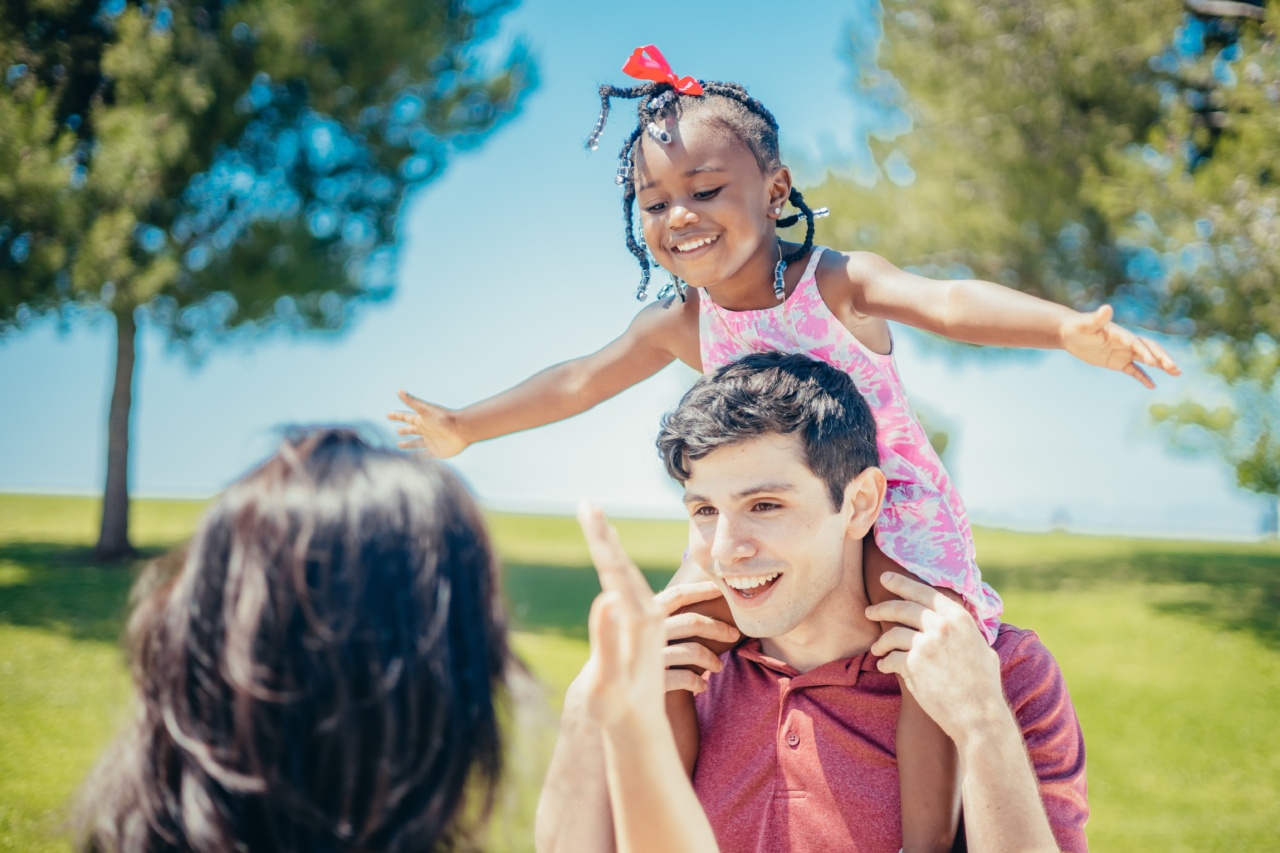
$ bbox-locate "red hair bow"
[622,45,704,96]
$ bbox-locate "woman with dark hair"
[77,428,515,852]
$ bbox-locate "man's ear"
[766,165,792,214]
[842,467,886,541]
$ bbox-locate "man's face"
[682,432,867,642]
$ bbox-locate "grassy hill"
[1,494,1278,850]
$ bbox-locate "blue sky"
[0,0,1270,539]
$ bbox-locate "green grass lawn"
[2,494,1278,851]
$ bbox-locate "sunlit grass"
[1,494,1278,851]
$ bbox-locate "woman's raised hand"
[1060,305,1181,389]
[576,503,670,728]
[387,390,469,458]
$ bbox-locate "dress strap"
[798,246,826,282]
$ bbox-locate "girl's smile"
[634,118,792,308]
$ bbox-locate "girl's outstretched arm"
[844,251,1180,387]
[388,298,700,457]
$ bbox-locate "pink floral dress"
[699,247,1002,642]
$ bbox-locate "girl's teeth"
[724,572,779,590]
[676,236,717,252]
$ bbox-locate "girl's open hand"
[386,390,469,458]
[1060,305,1181,389]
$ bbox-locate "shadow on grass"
[502,561,674,640]
[0,542,165,644]
[0,543,671,647]
[983,547,1280,649]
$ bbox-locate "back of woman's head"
[79,428,512,852]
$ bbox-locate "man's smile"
[720,570,782,604]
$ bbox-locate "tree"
[821,0,1280,526]
[1,0,534,558]
[1151,342,1280,536]
[820,0,1278,347]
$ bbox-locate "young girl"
[388,45,1179,851]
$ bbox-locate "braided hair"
[586,81,821,301]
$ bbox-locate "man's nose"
[710,514,755,565]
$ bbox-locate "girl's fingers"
[1130,336,1158,366]
[395,425,420,437]
[1092,304,1114,327]
[397,389,429,413]
[397,438,425,450]
[1126,362,1155,389]
[386,410,406,422]
[1144,338,1181,375]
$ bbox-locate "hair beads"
[587,75,825,303]
[586,93,612,151]
[645,121,672,145]
[657,272,687,305]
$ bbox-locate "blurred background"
[1,0,1278,850]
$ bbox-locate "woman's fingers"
[577,502,655,610]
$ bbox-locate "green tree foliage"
[1152,341,1280,534]
[0,0,534,557]
[822,0,1279,526]
[822,0,1278,345]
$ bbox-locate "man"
[538,352,1087,852]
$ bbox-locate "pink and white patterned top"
[699,247,1002,642]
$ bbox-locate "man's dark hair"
[657,353,879,509]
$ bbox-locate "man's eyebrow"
[636,165,728,194]
[682,482,798,505]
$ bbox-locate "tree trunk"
[94,307,138,561]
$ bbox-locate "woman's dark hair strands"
[586,80,819,300]
[76,428,516,853]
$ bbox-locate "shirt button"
[786,732,800,748]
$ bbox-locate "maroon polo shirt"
[692,623,1088,852]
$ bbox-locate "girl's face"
[634,117,790,293]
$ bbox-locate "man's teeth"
[674,235,718,253]
[724,573,779,591]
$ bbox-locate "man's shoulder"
[993,622,1058,671]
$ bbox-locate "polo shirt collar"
[733,638,879,688]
